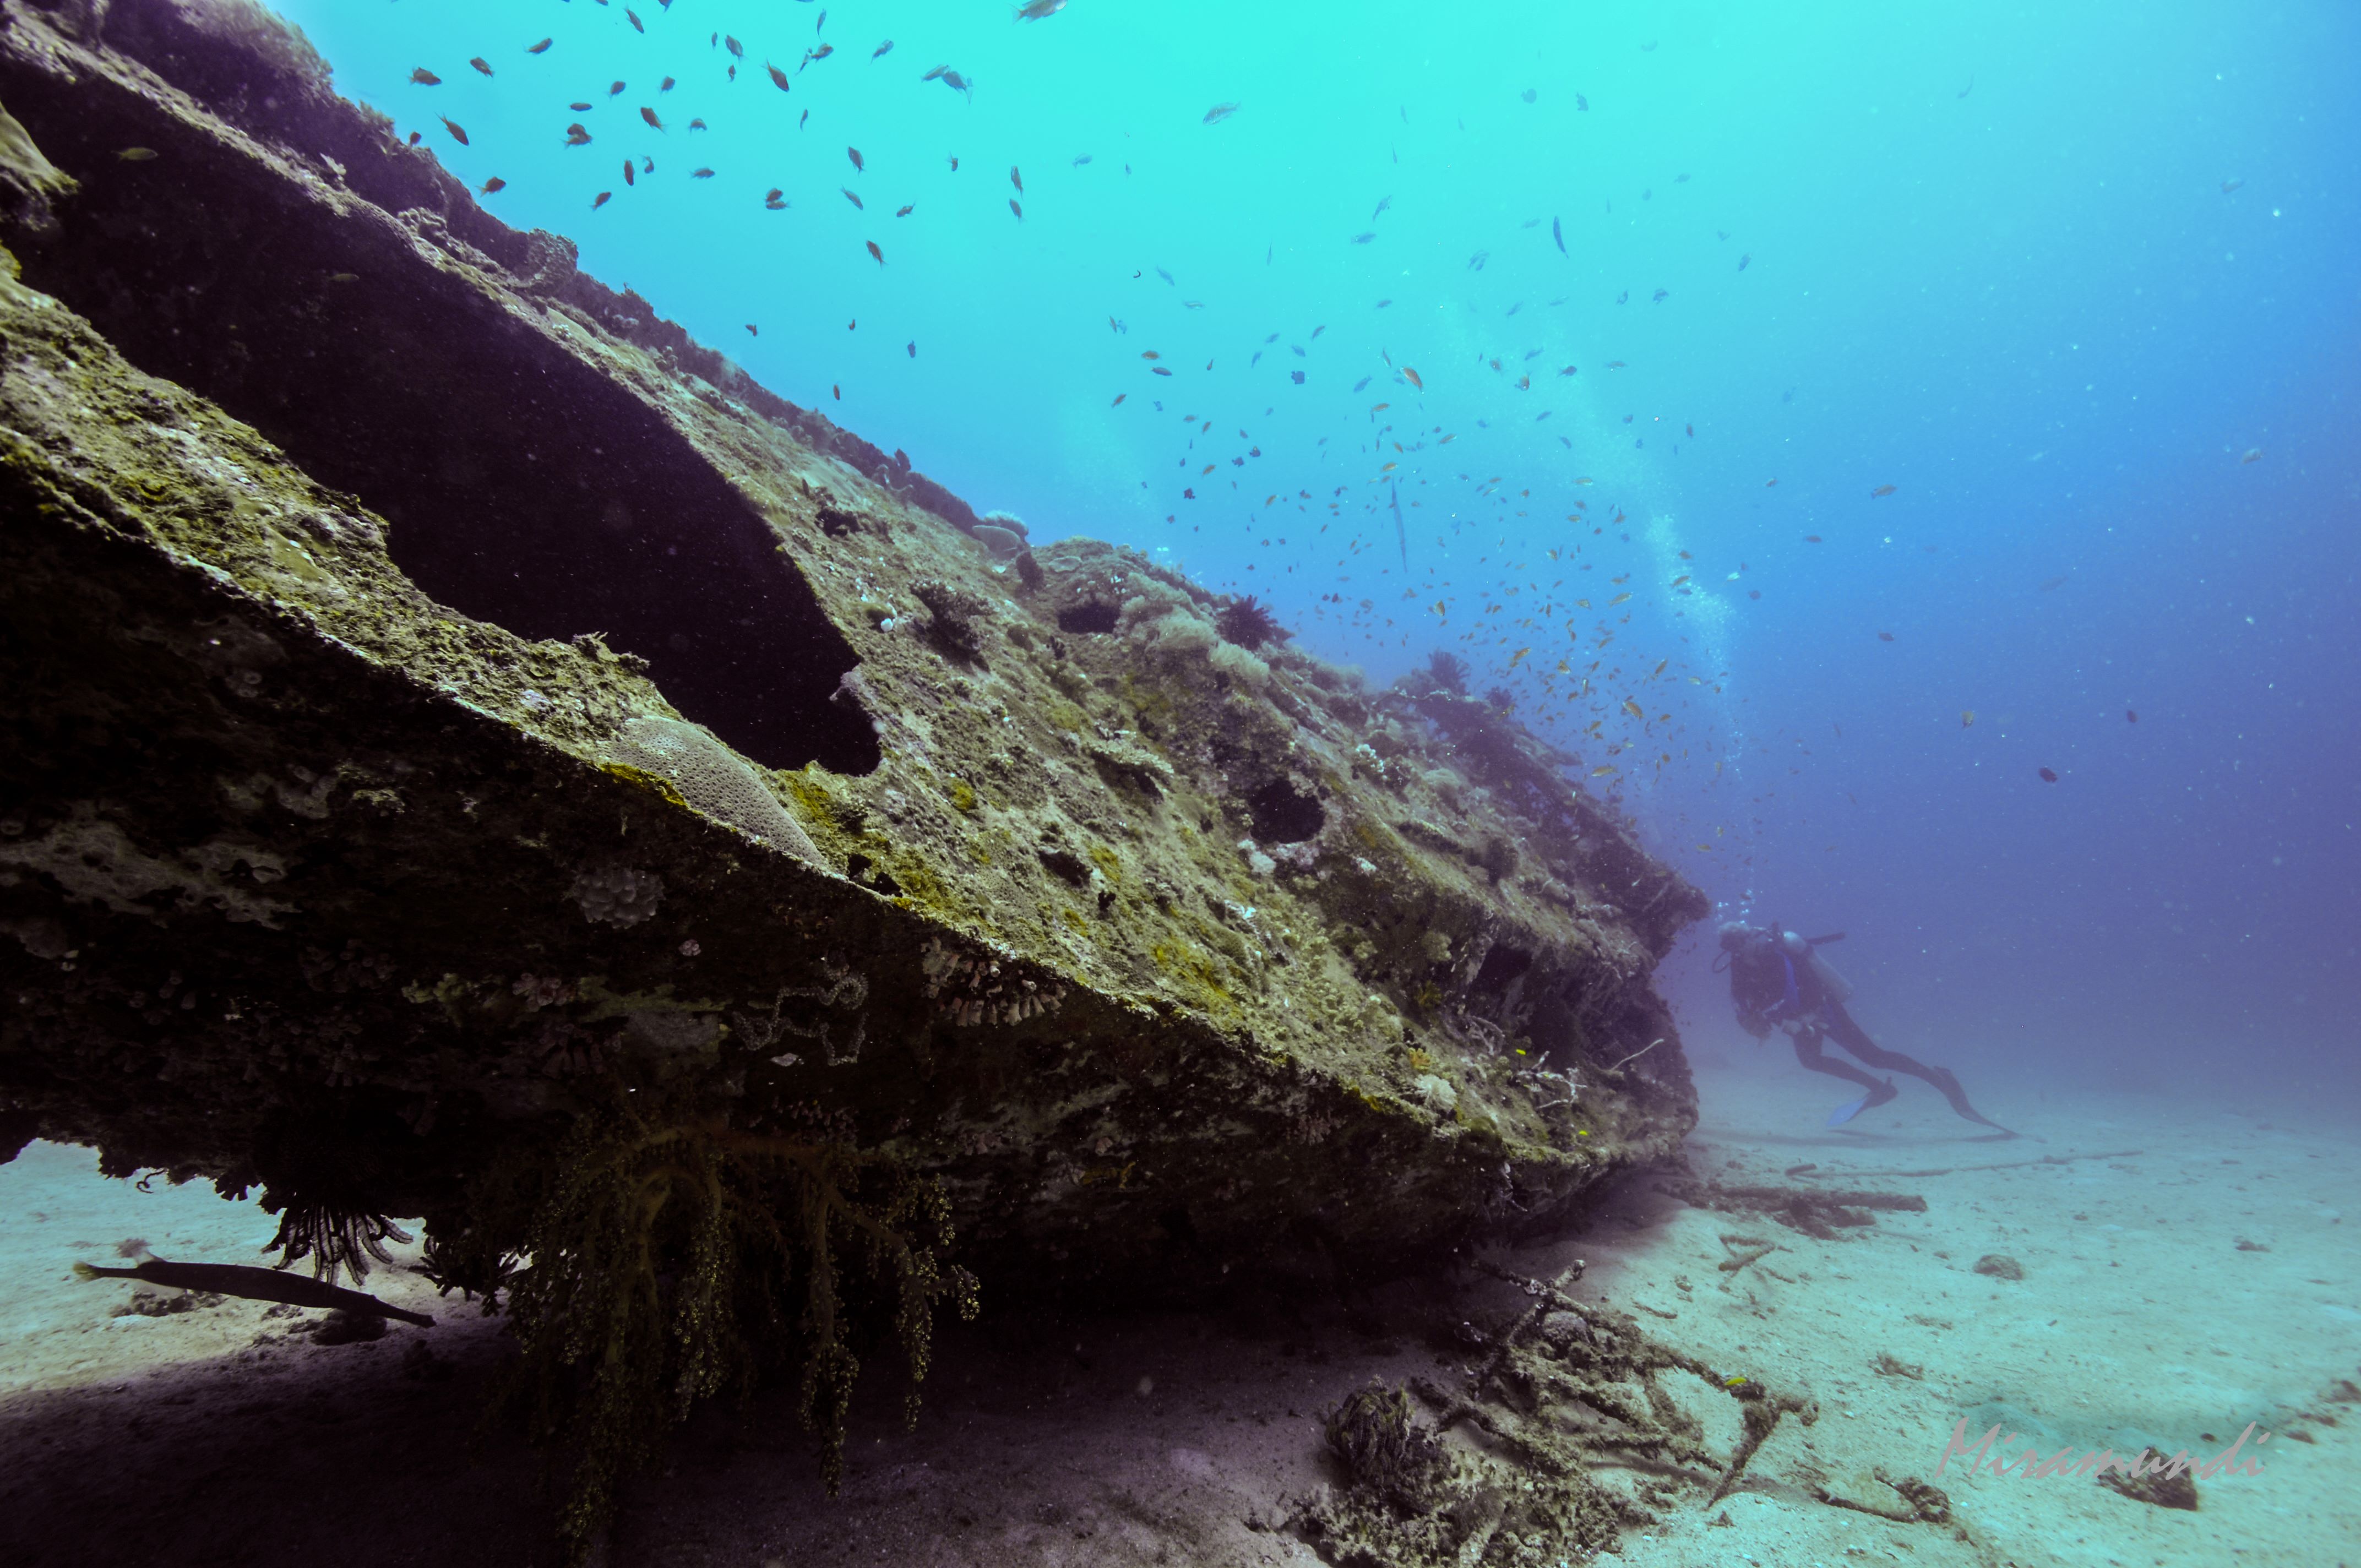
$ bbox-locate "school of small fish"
[369,14,2206,868]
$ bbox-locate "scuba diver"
[1716,921,2016,1135]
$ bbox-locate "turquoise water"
[279,0,2360,1100]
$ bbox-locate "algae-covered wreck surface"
[0,0,1705,1334]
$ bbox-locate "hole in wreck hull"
[0,70,879,775]
[1056,602,1121,635]
[1471,943,1533,995]
[1244,778,1325,845]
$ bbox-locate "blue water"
[278,0,2360,1107]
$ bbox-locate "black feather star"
[266,1202,414,1283]
[1215,594,1291,651]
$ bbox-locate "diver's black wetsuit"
[1723,926,2012,1134]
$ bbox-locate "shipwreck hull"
[0,0,1709,1297]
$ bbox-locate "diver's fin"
[1827,1077,1898,1127]
[1961,1109,2022,1139]
[1923,1066,2019,1136]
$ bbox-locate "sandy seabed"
[2,1054,2353,1568]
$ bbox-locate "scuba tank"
[1777,928,1854,1005]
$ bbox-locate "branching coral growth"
[910,578,991,660]
[423,1093,977,1562]
[1421,649,1470,695]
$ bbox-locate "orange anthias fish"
[1402,367,1423,390]
[1870,483,1897,497]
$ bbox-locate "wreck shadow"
[0,1317,551,1568]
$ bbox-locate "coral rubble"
[1294,1263,1868,1567]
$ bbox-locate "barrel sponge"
[610,716,822,863]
